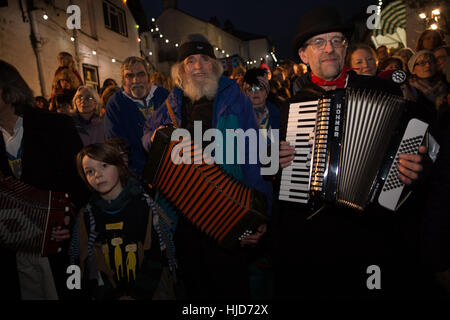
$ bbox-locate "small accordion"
[143,126,268,249]
[0,177,73,256]
[279,88,428,212]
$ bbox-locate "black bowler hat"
[177,33,216,62]
[291,6,354,57]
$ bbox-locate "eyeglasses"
[75,95,94,102]
[124,71,147,80]
[306,37,347,51]
[246,86,264,93]
[414,59,434,67]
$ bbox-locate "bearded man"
[104,56,169,176]
[142,34,272,299]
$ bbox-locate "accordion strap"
[165,98,178,128]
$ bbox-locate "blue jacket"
[104,86,169,176]
[142,75,273,213]
[266,100,281,130]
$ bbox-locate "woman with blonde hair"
[72,85,104,146]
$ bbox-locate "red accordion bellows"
[143,127,267,249]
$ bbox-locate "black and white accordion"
[279,88,428,211]
[0,177,73,256]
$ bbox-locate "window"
[82,64,100,93]
[103,0,128,37]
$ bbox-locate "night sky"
[141,0,377,61]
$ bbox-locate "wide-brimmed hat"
[291,6,354,58]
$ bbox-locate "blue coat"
[104,86,169,176]
[142,75,273,213]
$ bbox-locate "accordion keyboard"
[279,100,318,204]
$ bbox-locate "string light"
[148,21,275,67]
[43,13,49,20]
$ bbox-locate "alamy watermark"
[66,5,81,30]
[366,5,381,30]
[169,121,279,176]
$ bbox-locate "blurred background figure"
[243,68,280,131]
[394,48,415,69]
[35,96,50,111]
[415,29,445,52]
[72,85,104,146]
[408,50,449,142]
[53,92,75,115]
[434,46,450,83]
[230,65,247,89]
[99,78,118,96]
[376,45,390,64]
[378,57,405,73]
[54,52,83,86]
[50,68,80,112]
[100,85,120,117]
[346,44,378,76]
[150,71,172,91]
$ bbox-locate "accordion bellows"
[143,126,267,249]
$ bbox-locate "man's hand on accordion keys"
[397,145,427,185]
[279,141,296,169]
[240,224,267,247]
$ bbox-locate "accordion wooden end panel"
[143,126,268,249]
[0,177,71,256]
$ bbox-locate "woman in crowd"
[408,50,449,142]
[346,44,378,76]
[50,68,79,112]
[415,29,445,52]
[72,85,105,146]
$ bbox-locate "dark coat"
[273,72,437,299]
[0,107,89,299]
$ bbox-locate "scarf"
[310,67,352,89]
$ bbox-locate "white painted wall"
[0,0,140,98]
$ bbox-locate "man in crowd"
[0,60,88,299]
[142,34,272,299]
[274,6,433,299]
[104,56,169,176]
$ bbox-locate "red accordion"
[0,177,73,256]
[143,126,268,249]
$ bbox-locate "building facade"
[0,0,143,97]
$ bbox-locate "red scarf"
[310,67,352,89]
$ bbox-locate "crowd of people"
[0,5,449,301]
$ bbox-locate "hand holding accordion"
[143,126,268,249]
[279,88,430,212]
[0,176,75,256]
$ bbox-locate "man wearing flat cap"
[142,33,272,299]
[274,6,433,299]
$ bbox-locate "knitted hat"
[177,33,216,62]
[407,50,434,73]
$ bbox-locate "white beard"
[182,73,219,102]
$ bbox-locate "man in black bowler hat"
[273,6,434,299]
